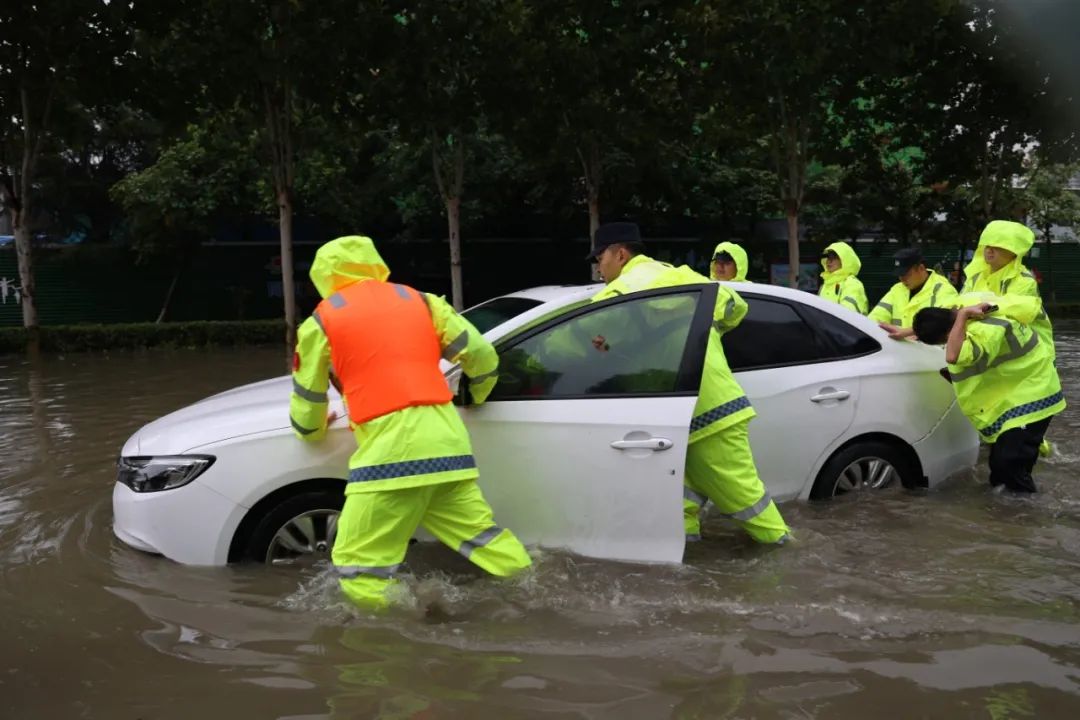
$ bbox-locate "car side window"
[800,304,881,358]
[489,291,700,400]
[722,297,832,371]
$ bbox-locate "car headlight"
[116,455,215,493]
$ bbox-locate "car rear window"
[462,297,543,334]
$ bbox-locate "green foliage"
[1022,161,1080,239]
[110,117,263,260]
[0,320,285,354]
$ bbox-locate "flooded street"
[3,328,1080,719]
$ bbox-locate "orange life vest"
[315,281,452,424]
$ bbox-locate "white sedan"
[113,281,979,566]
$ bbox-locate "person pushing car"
[289,235,531,609]
[587,222,791,546]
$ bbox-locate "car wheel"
[242,490,344,566]
[810,440,914,500]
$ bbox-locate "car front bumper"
[112,479,246,565]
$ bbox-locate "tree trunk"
[156,262,183,323]
[588,192,601,283]
[447,195,464,310]
[785,204,800,289]
[432,133,466,309]
[580,141,602,282]
[278,189,297,359]
[14,212,38,330]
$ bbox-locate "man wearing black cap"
[584,222,791,547]
[868,247,958,339]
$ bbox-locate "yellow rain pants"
[332,479,532,608]
[682,420,791,545]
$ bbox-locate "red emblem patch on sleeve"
[292,351,301,372]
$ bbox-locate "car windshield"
[462,296,543,334]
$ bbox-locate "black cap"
[713,251,734,263]
[822,249,839,260]
[587,222,642,260]
[893,247,924,276]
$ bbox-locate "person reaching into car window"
[289,235,532,609]
[710,242,751,282]
[818,242,868,314]
[870,247,959,340]
[912,300,1065,493]
[588,222,792,547]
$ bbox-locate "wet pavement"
[2,326,1080,719]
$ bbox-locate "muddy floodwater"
[3,325,1080,719]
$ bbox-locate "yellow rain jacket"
[594,254,754,443]
[947,296,1065,443]
[869,269,958,329]
[710,242,750,282]
[290,236,498,494]
[962,220,1055,360]
[818,241,868,314]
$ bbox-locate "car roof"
[488,280,915,351]
[499,284,603,304]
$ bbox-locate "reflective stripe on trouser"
[331,479,532,608]
[683,420,790,544]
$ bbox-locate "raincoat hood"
[710,242,749,281]
[820,241,862,281]
[309,235,390,299]
[964,220,1034,281]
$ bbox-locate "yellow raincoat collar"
[820,241,861,285]
[963,220,1034,284]
[309,236,390,298]
[710,242,749,281]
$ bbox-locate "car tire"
[810,440,916,500]
[241,490,344,565]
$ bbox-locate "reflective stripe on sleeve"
[442,330,470,360]
[459,526,503,559]
[334,563,400,579]
[690,396,752,433]
[311,310,326,333]
[469,369,499,384]
[950,319,1038,382]
[291,417,319,436]
[842,296,859,310]
[348,455,477,482]
[292,378,327,403]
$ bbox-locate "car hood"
[127,359,459,456]
[128,375,334,456]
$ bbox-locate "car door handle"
[811,390,850,403]
[611,438,673,451]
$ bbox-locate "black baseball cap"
[587,222,642,260]
[893,247,924,276]
[822,249,839,259]
[713,251,734,263]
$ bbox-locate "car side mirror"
[453,373,472,407]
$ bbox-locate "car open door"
[457,284,718,564]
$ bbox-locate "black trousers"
[988,417,1053,493]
